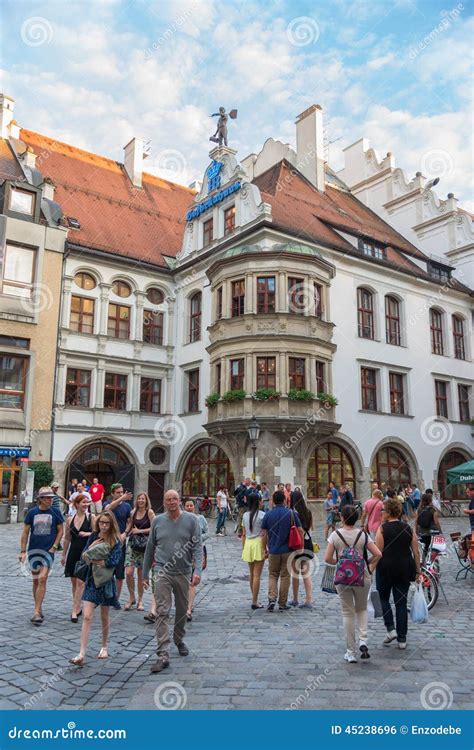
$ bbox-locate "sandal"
[186,613,192,622]
[144,612,156,623]
[69,656,84,667]
[137,602,144,611]
[124,600,136,611]
[97,647,109,659]
[31,614,43,625]
[251,604,264,610]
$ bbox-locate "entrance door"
[148,472,165,513]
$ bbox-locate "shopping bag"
[369,584,383,618]
[321,564,336,594]
[367,594,375,621]
[410,582,429,623]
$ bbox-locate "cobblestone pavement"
[0,517,472,711]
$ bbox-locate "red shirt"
[90,483,105,502]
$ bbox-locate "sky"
[1,0,473,209]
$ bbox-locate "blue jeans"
[216,510,226,534]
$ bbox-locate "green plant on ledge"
[252,388,281,401]
[316,392,338,406]
[205,393,220,407]
[222,389,246,402]
[288,388,315,402]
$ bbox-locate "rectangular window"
[107,303,130,339]
[289,357,306,390]
[216,287,223,320]
[357,288,374,339]
[288,277,305,314]
[203,218,213,246]
[189,294,202,343]
[65,368,91,407]
[257,277,275,314]
[224,205,236,236]
[314,283,323,318]
[315,360,325,393]
[140,378,161,414]
[230,358,245,390]
[256,357,276,389]
[1,244,35,299]
[0,354,26,408]
[430,309,444,355]
[215,363,221,396]
[385,297,401,346]
[231,279,245,317]
[9,188,34,215]
[435,380,448,419]
[187,369,200,412]
[70,296,95,334]
[453,316,465,360]
[389,372,405,415]
[458,384,470,423]
[104,373,127,410]
[143,310,163,345]
[362,241,386,260]
[361,367,377,411]
[0,336,29,349]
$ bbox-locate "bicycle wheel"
[439,503,448,518]
[452,503,461,517]
[408,569,438,611]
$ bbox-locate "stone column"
[309,355,317,394]
[245,352,254,393]
[279,351,288,395]
[135,291,146,341]
[98,284,111,335]
[62,276,73,328]
[245,274,254,314]
[278,271,286,312]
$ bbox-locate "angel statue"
[209,107,238,147]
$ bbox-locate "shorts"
[90,501,103,514]
[115,544,126,580]
[242,536,265,563]
[28,549,54,572]
[326,511,335,524]
[124,544,145,568]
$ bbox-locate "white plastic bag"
[367,593,375,621]
[410,582,429,623]
[367,583,383,619]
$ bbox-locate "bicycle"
[439,500,461,517]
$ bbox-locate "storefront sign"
[186,180,241,221]
[0,447,31,457]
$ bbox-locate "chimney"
[124,137,145,188]
[295,104,325,191]
[23,146,37,169]
[41,177,55,201]
[0,94,15,139]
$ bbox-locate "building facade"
[1,95,472,509]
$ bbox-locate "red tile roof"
[253,160,428,260]
[19,129,194,267]
[0,139,25,180]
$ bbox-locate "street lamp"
[247,416,260,480]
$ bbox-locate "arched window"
[371,446,411,489]
[307,443,355,499]
[143,288,164,345]
[357,288,374,339]
[438,450,469,500]
[74,272,96,290]
[430,308,444,355]
[189,292,202,343]
[452,315,466,360]
[182,444,234,497]
[112,280,132,298]
[385,295,401,346]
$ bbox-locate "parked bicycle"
[440,500,461,517]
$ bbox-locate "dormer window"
[361,240,386,260]
[428,262,451,283]
[9,188,34,215]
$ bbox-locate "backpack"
[334,530,367,587]
[417,507,435,530]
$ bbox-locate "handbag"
[73,559,89,582]
[288,511,304,551]
[321,563,336,594]
[129,533,148,551]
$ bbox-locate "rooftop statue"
[209,107,237,147]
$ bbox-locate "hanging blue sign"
[207,160,224,192]
[186,181,241,222]
[0,447,30,457]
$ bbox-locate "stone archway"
[369,437,420,490]
[175,436,235,497]
[304,437,363,499]
[437,446,472,500]
[65,438,138,496]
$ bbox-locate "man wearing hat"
[19,487,64,625]
[50,481,68,516]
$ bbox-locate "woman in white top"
[324,504,382,663]
[215,485,229,536]
[241,494,266,609]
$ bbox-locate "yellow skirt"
[242,536,265,563]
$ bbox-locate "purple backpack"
[334,530,367,587]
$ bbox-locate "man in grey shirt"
[143,489,202,673]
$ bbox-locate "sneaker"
[383,630,397,646]
[344,650,358,663]
[398,640,407,650]
[359,642,370,659]
[150,659,170,674]
[267,602,276,612]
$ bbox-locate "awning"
[446,459,474,486]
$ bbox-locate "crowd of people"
[18,477,474,672]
